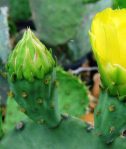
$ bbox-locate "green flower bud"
[7,28,55,81]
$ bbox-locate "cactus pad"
[1,116,126,148]
[9,70,61,127]
[4,68,89,132]
[95,90,126,144]
[57,68,88,117]
[0,117,96,149]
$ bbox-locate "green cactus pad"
[1,116,126,149]
[4,68,88,132]
[57,68,88,117]
[95,90,126,144]
[0,117,95,149]
[9,69,61,127]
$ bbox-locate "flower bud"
[90,8,126,99]
[7,28,55,81]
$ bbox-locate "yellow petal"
[90,8,126,98]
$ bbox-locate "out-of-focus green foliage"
[112,0,126,8]
[9,0,31,22]
[30,0,86,46]
[0,0,8,6]
[68,0,112,60]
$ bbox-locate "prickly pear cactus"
[6,28,88,128]
[1,29,91,148]
[94,90,126,144]
[7,29,61,127]
[3,68,88,132]
[30,0,99,46]
[2,27,126,149]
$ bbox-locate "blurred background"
[0,0,124,127]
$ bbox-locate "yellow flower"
[90,8,126,99]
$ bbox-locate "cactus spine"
[7,29,61,127]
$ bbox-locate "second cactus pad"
[57,67,88,117]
